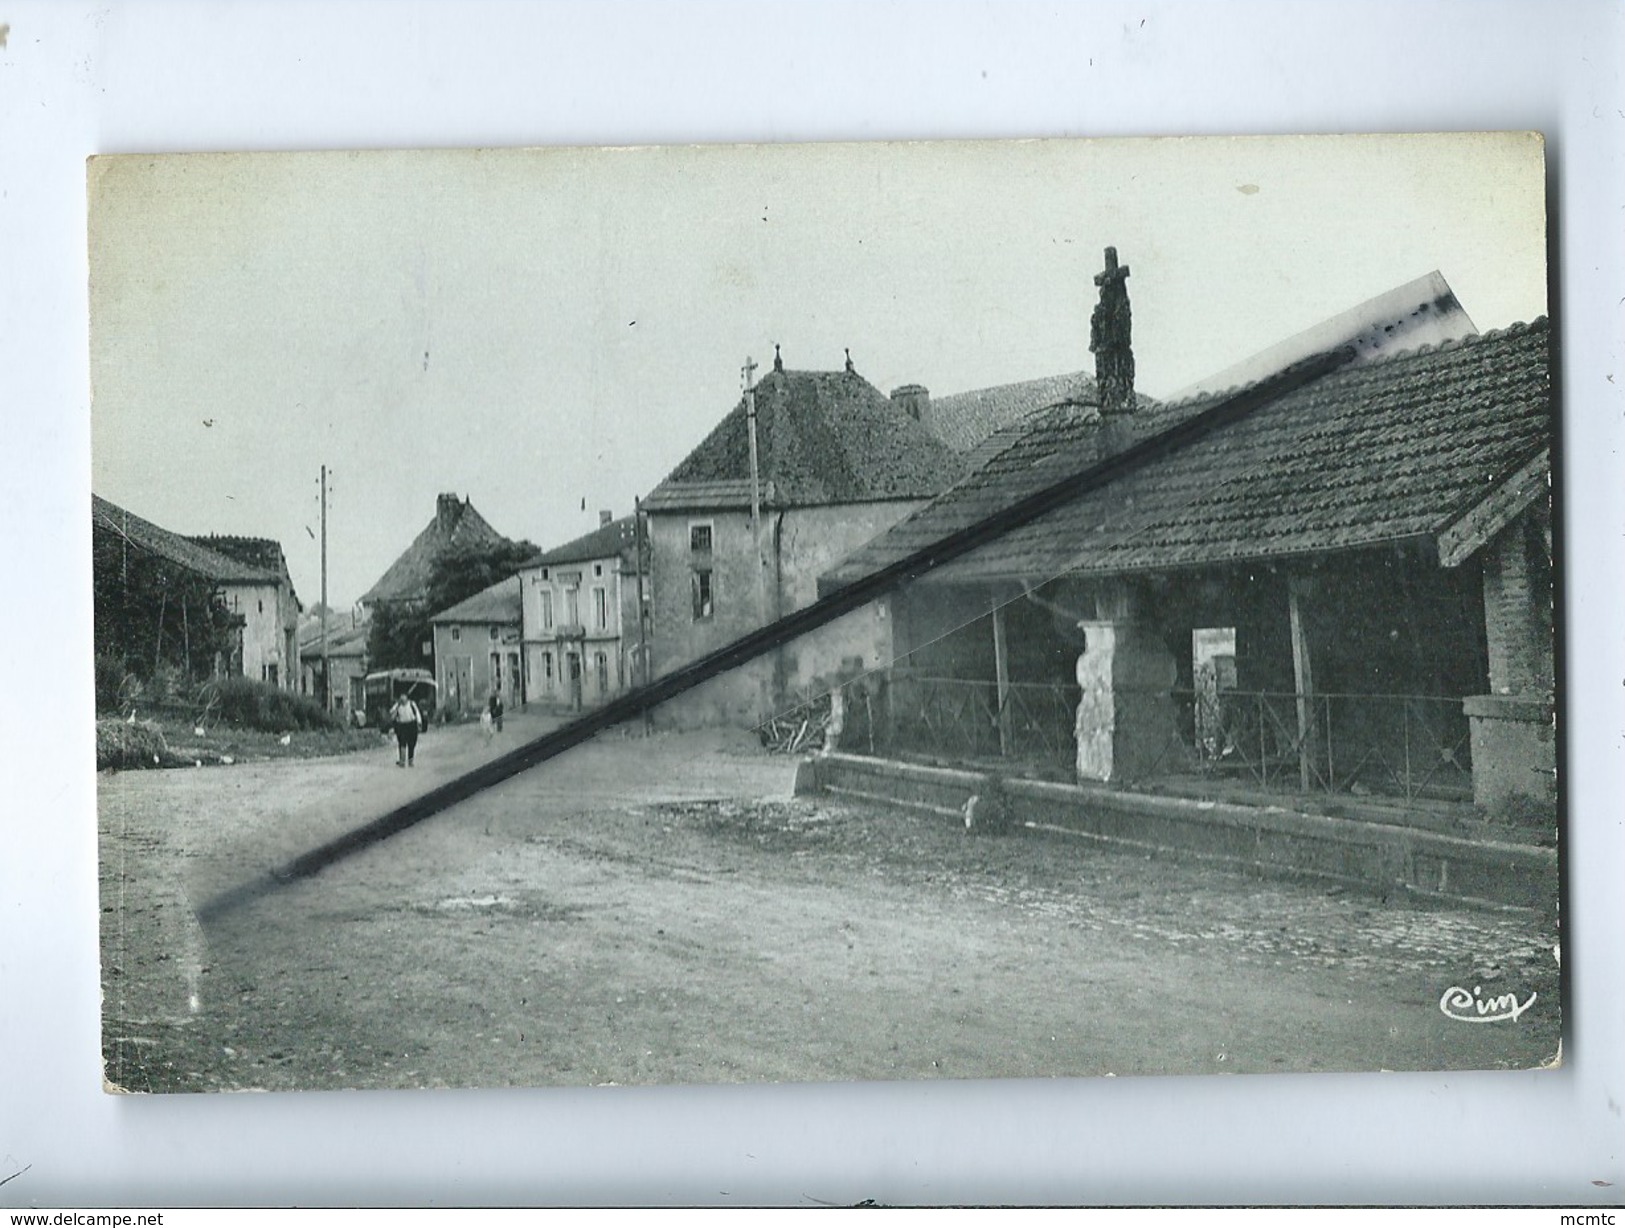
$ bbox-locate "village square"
[88,139,1559,1093]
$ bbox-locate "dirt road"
[99,712,1560,1093]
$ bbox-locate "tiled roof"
[925,371,1158,452]
[824,319,1551,588]
[926,371,1099,451]
[298,620,369,658]
[428,575,523,625]
[187,534,298,604]
[641,479,777,513]
[528,516,638,568]
[360,495,511,606]
[645,366,966,512]
[186,535,285,576]
[822,392,1210,588]
[92,494,281,584]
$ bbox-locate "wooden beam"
[1437,449,1549,568]
[992,600,1013,757]
[1287,573,1316,792]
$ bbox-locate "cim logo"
[1438,984,1537,1023]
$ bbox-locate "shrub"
[203,676,340,732]
[95,653,135,714]
[96,718,169,770]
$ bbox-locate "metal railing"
[880,674,1473,802]
[1170,687,1474,802]
[883,674,1076,771]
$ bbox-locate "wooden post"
[154,588,166,672]
[1287,572,1316,792]
[992,596,1013,757]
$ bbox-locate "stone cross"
[1090,246,1135,416]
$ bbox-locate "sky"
[88,133,1548,609]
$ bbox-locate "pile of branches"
[759,694,832,755]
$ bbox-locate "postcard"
[90,133,1557,1094]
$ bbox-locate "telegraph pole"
[320,464,332,711]
[743,357,765,626]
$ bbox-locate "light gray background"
[2,0,1620,1208]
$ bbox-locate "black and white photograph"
[89,133,1560,1096]
[8,0,1625,1211]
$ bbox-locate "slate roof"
[360,495,511,606]
[528,516,638,568]
[92,494,282,584]
[428,575,524,625]
[823,319,1551,589]
[643,366,967,512]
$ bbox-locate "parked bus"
[361,669,438,729]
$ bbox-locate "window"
[593,562,603,577]
[541,568,550,580]
[595,651,609,693]
[489,626,500,642]
[257,599,264,614]
[452,626,461,642]
[689,522,713,553]
[593,586,607,630]
[543,651,554,690]
[540,590,553,629]
[565,586,580,626]
[692,568,714,621]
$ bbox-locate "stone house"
[821,257,1552,825]
[298,617,370,715]
[429,576,525,717]
[641,350,966,728]
[91,494,302,689]
[185,535,303,689]
[517,512,642,711]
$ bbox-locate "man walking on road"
[391,693,423,767]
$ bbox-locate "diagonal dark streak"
[195,346,1356,923]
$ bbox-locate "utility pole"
[634,495,652,736]
[743,355,774,722]
[320,464,332,712]
[743,357,765,626]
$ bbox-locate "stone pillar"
[1074,620,1176,784]
[1465,517,1555,820]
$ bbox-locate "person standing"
[488,690,504,734]
[391,692,422,767]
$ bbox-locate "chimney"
[599,509,613,527]
[436,492,462,533]
[891,384,930,423]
